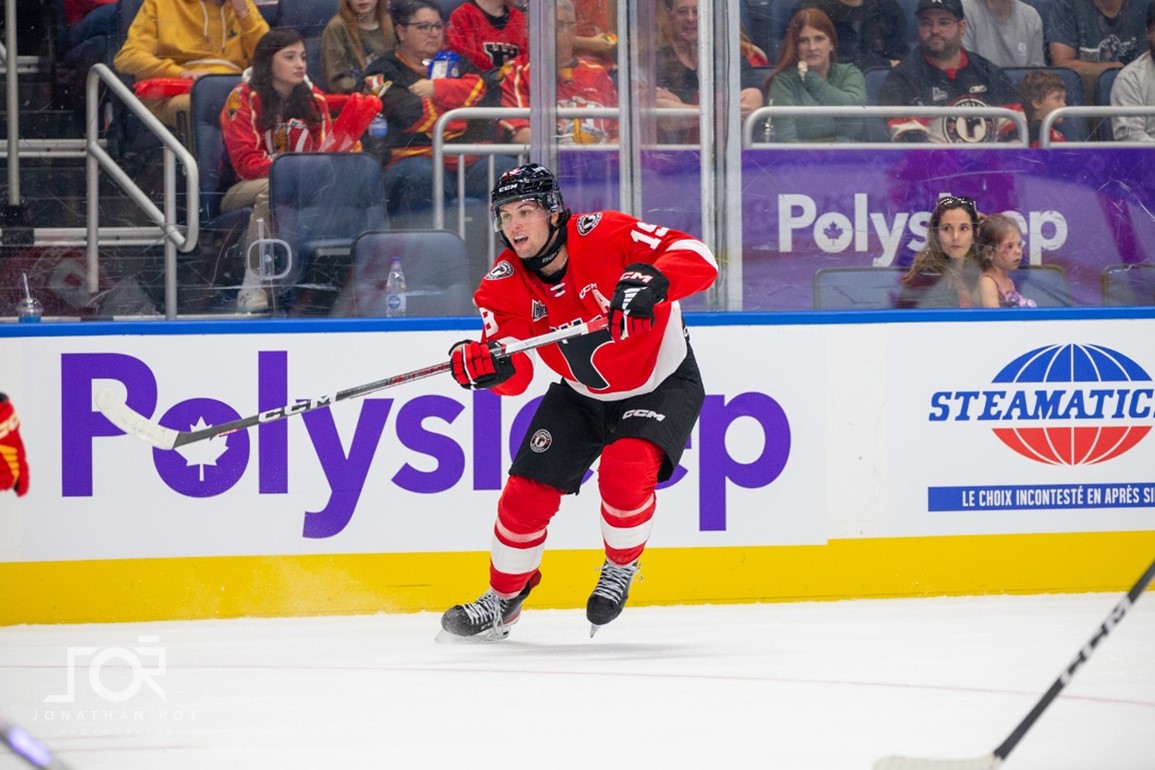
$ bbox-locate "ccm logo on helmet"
[623,409,666,421]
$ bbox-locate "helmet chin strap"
[503,210,571,276]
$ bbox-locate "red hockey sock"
[489,474,562,596]
[597,438,662,565]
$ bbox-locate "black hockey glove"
[608,263,669,342]
[449,339,516,390]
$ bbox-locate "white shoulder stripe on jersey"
[668,238,719,270]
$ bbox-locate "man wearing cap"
[1109,2,1155,141]
[879,0,1024,143]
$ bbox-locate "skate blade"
[435,626,512,644]
[589,623,604,638]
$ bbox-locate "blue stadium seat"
[1095,68,1121,139]
[1101,264,1155,306]
[1005,66,1089,141]
[190,75,247,229]
[744,0,778,62]
[278,0,338,87]
[332,230,475,317]
[269,153,388,292]
[813,267,904,309]
[1011,264,1072,306]
[862,67,892,140]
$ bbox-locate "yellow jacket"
[114,0,269,80]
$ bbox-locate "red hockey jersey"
[499,56,619,143]
[220,81,332,179]
[473,210,717,401]
[447,1,527,71]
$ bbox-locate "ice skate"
[586,560,640,637]
[437,571,541,642]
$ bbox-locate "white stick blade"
[95,390,178,450]
[874,755,1001,770]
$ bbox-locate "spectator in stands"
[897,195,982,308]
[499,0,618,145]
[653,0,764,141]
[358,0,516,220]
[63,0,117,56]
[1109,2,1155,141]
[764,8,866,142]
[447,0,527,71]
[961,0,1045,67]
[1048,0,1151,89]
[1020,69,1068,144]
[880,0,1024,143]
[320,0,396,94]
[789,0,910,70]
[573,0,618,70]
[220,28,334,313]
[0,393,30,498]
[975,214,1036,307]
[114,0,269,130]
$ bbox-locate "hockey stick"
[96,316,608,450]
[0,717,74,769]
[873,555,1155,770]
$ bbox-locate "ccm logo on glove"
[608,263,669,342]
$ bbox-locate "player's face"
[797,25,833,73]
[498,200,552,259]
[992,231,1024,272]
[397,8,444,60]
[270,43,307,95]
[936,207,974,260]
[917,10,964,59]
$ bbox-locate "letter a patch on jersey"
[531,300,547,321]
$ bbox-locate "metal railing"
[1039,105,1155,147]
[742,105,1030,147]
[86,63,199,320]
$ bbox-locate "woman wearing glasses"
[357,0,516,221]
[897,195,983,308]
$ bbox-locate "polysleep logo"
[929,343,1153,465]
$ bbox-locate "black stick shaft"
[993,556,1155,760]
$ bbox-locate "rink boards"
[2,311,1154,623]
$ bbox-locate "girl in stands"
[897,195,982,308]
[221,28,333,313]
[320,0,396,94]
[975,214,1036,308]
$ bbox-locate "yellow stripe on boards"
[3,530,1153,625]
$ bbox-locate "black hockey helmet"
[490,163,567,232]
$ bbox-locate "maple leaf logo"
[820,220,845,248]
[173,417,229,482]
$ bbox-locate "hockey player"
[0,394,30,497]
[439,163,718,640]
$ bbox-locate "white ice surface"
[1,593,1152,769]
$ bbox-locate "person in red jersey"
[446,0,527,71]
[0,394,30,497]
[439,163,718,641]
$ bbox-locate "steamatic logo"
[929,344,1153,465]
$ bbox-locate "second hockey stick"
[873,554,1155,770]
[97,316,608,450]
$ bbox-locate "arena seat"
[1101,264,1155,306]
[813,266,904,309]
[1010,264,1072,306]
[190,74,246,230]
[268,152,388,299]
[331,230,475,317]
[1095,68,1120,140]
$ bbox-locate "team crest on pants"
[529,429,552,453]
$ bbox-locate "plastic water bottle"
[15,273,42,323]
[366,116,389,162]
[427,50,461,79]
[384,256,407,317]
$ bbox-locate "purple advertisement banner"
[559,148,1155,310]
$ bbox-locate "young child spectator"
[790,0,910,70]
[961,0,1045,67]
[1109,2,1155,142]
[897,195,982,308]
[975,214,1036,307]
[764,8,866,142]
[1020,69,1068,145]
[358,0,517,220]
[447,0,527,71]
[0,393,30,498]
[499,0,618,145]
[880,0,1024,143]
[320,0,396,94]
[220,28,334,313]
[113,0,269,130]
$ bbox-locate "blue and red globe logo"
[991,344,1152,465]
